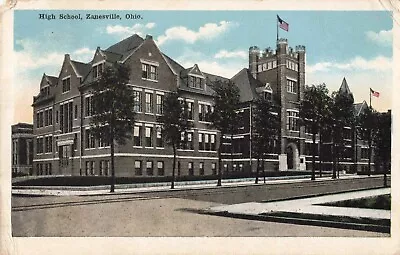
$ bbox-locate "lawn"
[321,195,391,210]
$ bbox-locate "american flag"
[370,88,380,97]
[277,15,289,31]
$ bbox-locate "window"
[135,160,142,176]
[199,133,204,151]
[36,137,43,154]
[264,91,272,101]
[287,79,297,94]
[60,102,73,133]
[145,126,153,147]
[85,129,96,149]
[73,133,78,150]
[133,125,142,146]
[74,105,78,119]
[287,110,299,131]
[272,60,277,68]
[62,77,71,93]
[361,148,369,159]
[44,110,49,126]
[85,95,93,117]
[56,110,59,124]
[49,108,53,125]
[199,162,204,176]
[199,103,212,122]
[100,160,110,176]
[146,161,153,176]
[267,62,272,69]
[142,63,158,81]
[188,162,194,176]
[156,94,163,114]
[211,134,216,151]
[156,126,163,148]
[204,134,210,151]
[133,90,142,112]
[44,136,53,153]
[239,163,244,172]
[85,161,95,176]
[92,63,104,79]
[157,161,164,176]
[262,63,267,71]
[180,132,193,150]
[145,92,153,113]
[187,101,193,120]
[189,76,204,89]
[212,163,217,175]
[258,64,262,72]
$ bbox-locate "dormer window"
[41,85,50,96]
[62,77,71,93]
[189,75,204,89]
[92,62,104,79]
[264,91,272,101]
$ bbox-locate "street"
[12,176,390,237]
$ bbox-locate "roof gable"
[339,77,352,95]
[188,64,205,77]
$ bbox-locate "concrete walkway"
[209,188,390,220]
[11,174,374,196]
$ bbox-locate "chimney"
[145,34,153,40]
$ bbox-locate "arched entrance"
[286,143,299,170]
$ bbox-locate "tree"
[357,106,379,176]
[374,111,391,187]
[157,91,192,189]
[210,80,241,186]
[331,91,354,179]
[252,96,279,184]
[90,64,136,193]
[300,84,331,180]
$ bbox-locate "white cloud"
[14,39,64,73]
[366,29,392,47]
[307,55,391,73]
[214,49,247,59]
[156,21,237,46]
[106,23,156,38]
[176,48,244,78]
[72,47,94,62]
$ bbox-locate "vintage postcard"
[1,0,399,254]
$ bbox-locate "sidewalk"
[12,174,381,196]
[207,187,391,233]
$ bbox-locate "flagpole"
[276,15,279,42]
[369,88,372,109]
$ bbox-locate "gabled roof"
[339,77,352,95]
[70,60,91,78]
[45,74,58,86]
[353,100,368,117]
[106,34,144,60]
[100,49,123,63]
[231,68,263,102]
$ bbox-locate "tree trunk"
[332,143,337,179]
[262,157,266,184]
[255,157,259,184]
[311,127,316,181]
[318,130,322,177]
[383,161,387,187]
[110,112,115,193]
[368,130,372,176]
[110,137,115,193]
[171,144,176,189]
[217,137,222,186]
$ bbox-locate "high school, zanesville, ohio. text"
[38,13,143,21]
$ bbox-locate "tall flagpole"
[369,88,372,109]
[276,15,279,41]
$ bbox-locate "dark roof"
[100,49,123,63]
[353,100,368,116]
[106,34,144,60]
[162,53,184,74]
[339,77,352,95]
[231,68,263,102]
[45,75,58,86]
[71,60,91,78]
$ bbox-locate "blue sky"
[14,10,392,122]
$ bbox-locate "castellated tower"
[248,38,306,171]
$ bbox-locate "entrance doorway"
[286,143,299,170]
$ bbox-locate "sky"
[13,10,393,123]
